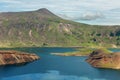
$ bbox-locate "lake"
[0,47,120,80]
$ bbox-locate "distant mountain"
[0,8,120,48]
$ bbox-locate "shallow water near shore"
[0,47,120,80]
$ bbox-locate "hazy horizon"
[0,0,120,25]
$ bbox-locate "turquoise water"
[0,47,120,80]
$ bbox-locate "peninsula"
[0,50,39,66]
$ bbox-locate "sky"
[0,0,120,25]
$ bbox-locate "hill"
[0,8,120,47]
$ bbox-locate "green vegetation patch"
[51,48,112,56]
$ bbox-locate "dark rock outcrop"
[0,50,40,66]
[86,49,120,69]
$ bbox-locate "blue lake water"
[0,47,120,80]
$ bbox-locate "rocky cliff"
[86,49,120,69]
[0,50,39,66]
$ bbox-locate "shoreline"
[0,46,120,49]
[51,53,88,57]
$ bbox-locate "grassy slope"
[51,48,112,56]
[0,8,120,48]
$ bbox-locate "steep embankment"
[0,50,39,65]
[86,49,120,69]
[0,8,120,47]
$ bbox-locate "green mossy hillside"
[0,8,120,48]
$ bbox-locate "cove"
[0,47,120,80]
